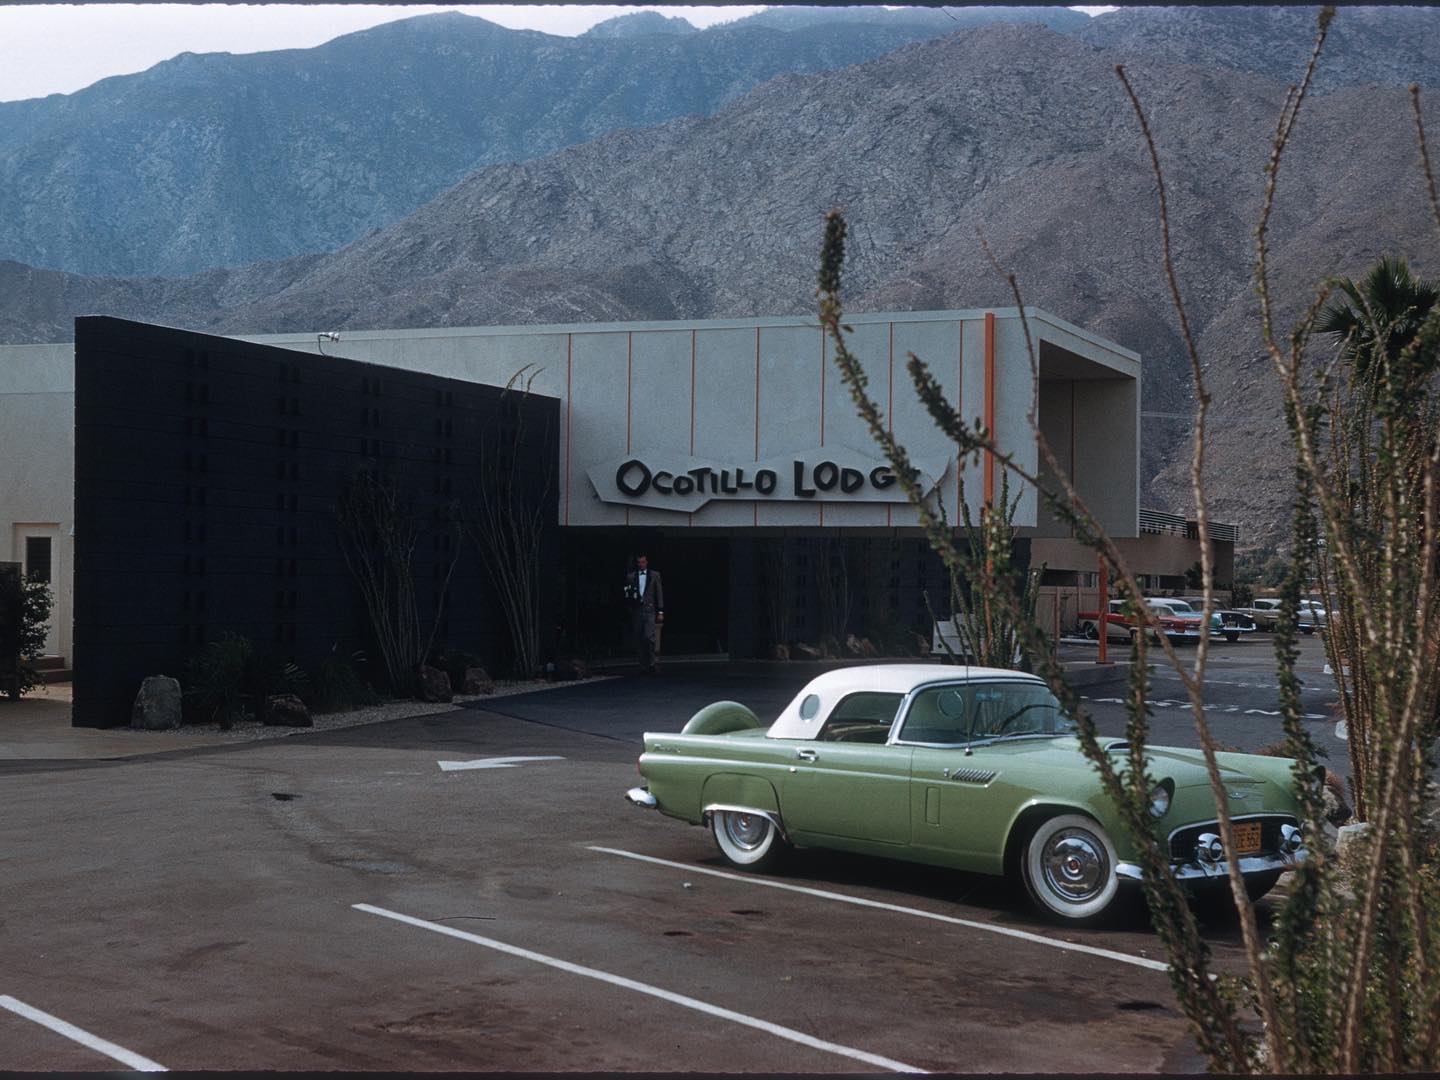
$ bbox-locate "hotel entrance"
[560,532,731,665]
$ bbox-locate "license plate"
[1233,820,1261,854]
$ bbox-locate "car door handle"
[795,749,818,762]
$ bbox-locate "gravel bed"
[147,676,617,742]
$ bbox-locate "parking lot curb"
[1060,661,1132,689]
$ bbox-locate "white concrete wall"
[0,344,75,660]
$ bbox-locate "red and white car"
[1077,599,1201,643]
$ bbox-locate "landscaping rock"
[418,664,453,702]
[768,643,790,661]
[554,657,587,681]
[131,675,183,730]
[792,642,822,660]
[461,666,495,695]
[264,693,313,727]
[1336,821,1372,868]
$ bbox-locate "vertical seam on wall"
[887,321,894,527]
[565,334,572,527]
[1070,379,1077,538]
[984,312,996,507]
[819,326,826,528]
[625,332,632,528]
[754,327,761,527]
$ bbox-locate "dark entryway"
[560,532,730,664]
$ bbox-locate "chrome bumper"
[1116,848,1305,884]
[625,786,657,809]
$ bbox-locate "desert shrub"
[183,632,253,729]
[303,647,380,713]
[432,646,483,691]
[9,576,54,699]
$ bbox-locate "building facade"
[2,307,1143,725]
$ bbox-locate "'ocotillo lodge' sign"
[588,445,946,513]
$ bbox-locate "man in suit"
[624,553,665,673]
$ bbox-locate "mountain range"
[2,5,1437,546]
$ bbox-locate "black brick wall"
[73,317,558,727]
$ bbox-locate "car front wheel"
[710,810,787,871]
[1021,813,1120,924]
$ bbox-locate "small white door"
[20,528,60,656]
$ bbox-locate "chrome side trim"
[625,786,658,809]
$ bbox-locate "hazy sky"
[0,4,1115,103]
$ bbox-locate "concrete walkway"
[0,683,248,760]
[0,655,1129,762]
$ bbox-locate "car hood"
[1028,738,1287,789]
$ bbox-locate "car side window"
[816,692,903,743]
[897,686,969,744]
[900,683,1071,744]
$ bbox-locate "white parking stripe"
[353,903,926,1074]
[587,846,1171,975]
[0,995,167,1072]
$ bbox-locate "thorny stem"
[823,211,1250,1070]
[1116,61,1285,1071]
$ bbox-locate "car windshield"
[899,682,1075,744]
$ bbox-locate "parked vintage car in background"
[1242,597,1319,634]
[1076,599,1200,643]
[626,665,1309,925]
[1175,597,1259,641]
[1150,597,1256,642]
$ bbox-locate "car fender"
[683,700,761,735]
[1002,796,1131,875]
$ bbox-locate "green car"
[625,664,1308,924]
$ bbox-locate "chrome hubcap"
[724,812,767,850]
[1043,830,1107,901]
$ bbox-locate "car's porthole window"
[799,694,821,721]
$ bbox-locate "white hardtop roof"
[767,663,1044,740]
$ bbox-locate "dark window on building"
[25,536,52,583]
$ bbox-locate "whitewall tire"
[710,810,787,871]
[1021,813,1120,924]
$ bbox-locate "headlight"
[1148,779,1173,818]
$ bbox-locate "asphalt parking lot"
[0,636,1342,1073]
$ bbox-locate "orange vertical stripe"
[984,312,996,507]
[689,329,697,527]
[957,321,964,520]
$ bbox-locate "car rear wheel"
[1224,630,1240,642]
[1021,813,1120,924]
[711,810,787,871]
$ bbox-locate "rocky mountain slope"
[1079,4,1440,90]
[0,6,1076,278]
[1,11,1434,544]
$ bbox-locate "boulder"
[461,666,495,695]
[792,642,822,660]
[1336,821,1373,868]
[768,643,790,661]
[131,675,183,730]
[912,632,932,658]
[264,693,313,727]
[845,633,866,657]
[417,663,453,702]
[554,657,587,681]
